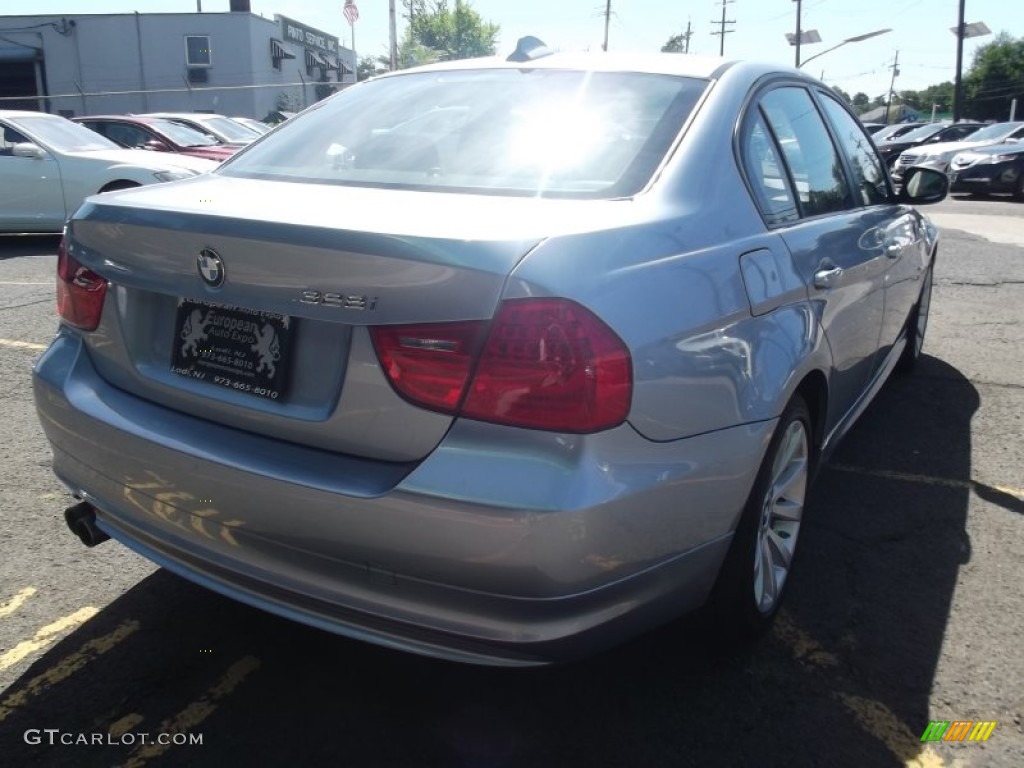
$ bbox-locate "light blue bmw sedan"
[34,40,948,665]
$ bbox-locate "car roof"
[373,50,743,81]
[0,109,64,119]
[74,115,163,124]
[143,112,223,121]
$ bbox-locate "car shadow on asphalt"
[0,357,981,768]
[0,235,62,260]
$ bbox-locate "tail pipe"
[64,501,110,547]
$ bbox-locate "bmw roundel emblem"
[197,248,225,288]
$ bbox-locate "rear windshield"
[219,68,708,198]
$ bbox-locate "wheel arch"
[793,369,828,464]
[98,179,142,193]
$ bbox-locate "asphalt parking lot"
[0,196,1022,767]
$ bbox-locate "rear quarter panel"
[507,64,830,441]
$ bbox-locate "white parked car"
[141,112,262,146]
[229,116,272,135]
[1,110,217,233]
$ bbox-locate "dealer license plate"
[171,299,292,400]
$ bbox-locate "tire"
[98,180,141,193]
[1014,172,1024,201]
[897,263,934,374]
[707,394,813,639]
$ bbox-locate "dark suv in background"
[875,122,984,169]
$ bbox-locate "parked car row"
[0,110,272,233]
[874,121,986,169]
[891,121,1024,183]
[863,118,1024,198]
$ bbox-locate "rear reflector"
[371,298,632,433]
[56,236,107,331]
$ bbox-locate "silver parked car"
[34,43,948,666]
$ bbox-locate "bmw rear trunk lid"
[64,177,559,462]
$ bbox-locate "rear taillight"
[370,321,489,413]
[371,298,632,433]
[56,236,107,331]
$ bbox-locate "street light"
[951,3,990,121]
[798,28,892,69]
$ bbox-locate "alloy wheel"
[753,420,809,614]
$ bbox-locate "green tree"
[401,0,499,67]
[852,92,871,112]
[662,34,685,53]
[831,86,851,105]
[964,32,1024,121]
[898,82,953,116]
[358,54,390,80]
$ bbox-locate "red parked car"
[73,115,238,162]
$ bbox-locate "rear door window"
[760,87,853,218]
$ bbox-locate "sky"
[11,1,1024,101]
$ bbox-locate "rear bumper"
[34,331,774,665]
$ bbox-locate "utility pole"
[389,0,398,70]
[885,50,900,124]
[682,20,693,54]
[711,0,735,57]
[793,0,801,67]
[953,0,965,121]
[603,0,612,52]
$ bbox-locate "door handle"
[813,266,843,289]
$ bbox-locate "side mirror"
[12,142,46,159]
[143,139,171,152]
[897,166,949,205]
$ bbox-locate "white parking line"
[0,281,52,286]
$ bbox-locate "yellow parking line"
[0,607,99,671]
[0,619,140,724]
[121,655,261,768]
[838,694,946,768]
[827,464,1024,500]
[0,587,37,618]
[0,338,47,351]
[771,610,839,668]
[772,611,946,768]
[109,713,146,737]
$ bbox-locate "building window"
[305,50,328,77]
[185,35,212,67]
[270,38,295,71]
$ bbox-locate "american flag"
[343,1,359,25]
